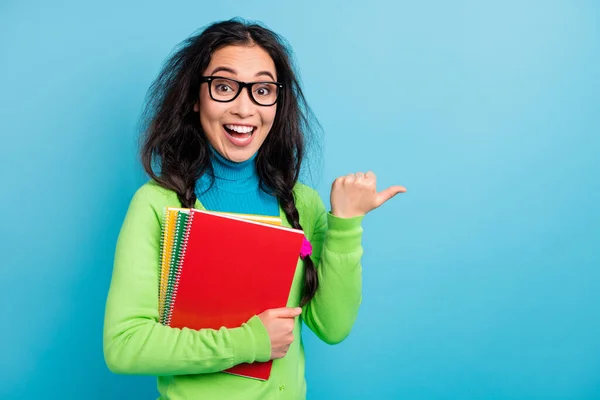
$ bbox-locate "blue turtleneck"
[195,146,280,216]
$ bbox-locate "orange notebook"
[163,208,304,380]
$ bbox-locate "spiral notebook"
[158,207,304,380]
[159,208,283,323]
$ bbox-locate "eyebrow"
[210,66,276,81]
[255,70,276,81]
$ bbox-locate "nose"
[230,86,256,118]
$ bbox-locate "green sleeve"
[301,192,364,344]
[102,185,272,375]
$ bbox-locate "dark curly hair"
[139,18,321,306]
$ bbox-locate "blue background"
[1,1,599,399]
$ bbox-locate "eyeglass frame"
[199,76,284,106]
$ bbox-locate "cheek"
[199,91,224,127]
[261,107,277,130]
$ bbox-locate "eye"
[215,84,234,93]
[254,86,272,97]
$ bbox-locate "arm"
[301,193,364,344]
[103,186,271,375]
[300,171,406,344]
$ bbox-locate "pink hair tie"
[300,237,312,259]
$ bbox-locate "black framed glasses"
[200,76,283,106]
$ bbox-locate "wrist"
[330,209,365,219]
[231,315,271,364]
[325,213,364,252]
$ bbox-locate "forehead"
[205,45,276,79]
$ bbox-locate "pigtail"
[280,192,318,307]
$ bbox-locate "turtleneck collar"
[207,145,258,182]
[195,144,279,214]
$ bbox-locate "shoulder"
[125,180,181,221]
[292,182,327,221]
[131,180,178,203]
[293,181,321,205]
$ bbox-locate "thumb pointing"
[376,185,406,207]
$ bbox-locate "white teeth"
[225,124,254,134]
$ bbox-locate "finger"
[269,307,302,318]
[375,185,407,207]
[285,320,296,332]
[355,172,365,179]
[365,171,376,181]
[331,177,342,189]
[344,174,356,184]
[332,175,348,188]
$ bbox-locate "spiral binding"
[162,208,182,323]
[164,209,194,327]
[158,208,175,323]
[162,210,186,325]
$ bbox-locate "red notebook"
[164,208,304,380]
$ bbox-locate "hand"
[330,171,406,218]
[258,307,302,360]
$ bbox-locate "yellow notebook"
[212,211,282,226]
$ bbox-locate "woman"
[103,18,405,400]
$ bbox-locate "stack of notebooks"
[158,207,305,380]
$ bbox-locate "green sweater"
[103,180,364,400]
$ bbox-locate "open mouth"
[223,124,256,147]
[224,124,255,138]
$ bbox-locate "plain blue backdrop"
[1,1,599,399]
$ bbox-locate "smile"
[224,124,255,135]
[223,124,256,147]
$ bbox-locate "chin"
[223,147,258,163]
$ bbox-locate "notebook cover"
[167,208,304,380]
[159,208,279,322]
